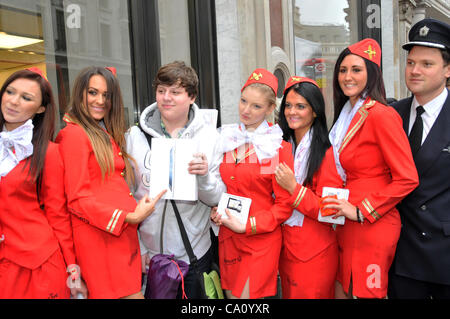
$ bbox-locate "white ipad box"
[149,138,198,201]
[211,193,252,236]
[317,187,349,225]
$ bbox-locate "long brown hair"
[65,66,134,185]
[0,69,56,189]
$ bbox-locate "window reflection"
[293,0,357,128]
[158,0,191,66]
[0,0,135,128]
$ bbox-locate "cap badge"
[363,45,377,60]
[419,25,429,37]
[250,72,263,81]
[291,76,301,82]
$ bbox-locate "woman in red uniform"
[211,69,294,299]
[0,68,80,298]
[274,76,341,298]
[56,66,165,299]
[321,39,419,298]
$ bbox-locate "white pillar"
[412,1,427,25]
[381,0,401,100]
[215,0,242,125]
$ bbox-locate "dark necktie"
[408,105,425,156]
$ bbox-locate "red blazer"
[283,147,341,262]
[56,121,137,235]
[336,98,419,223]
[56,120,140,298]
[332,98,419,297]
[219,140,294,242]
[0,142,75,269]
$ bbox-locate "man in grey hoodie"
[126,61,225,299]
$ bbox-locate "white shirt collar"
[412,87,448,117]
[409,87,447,138]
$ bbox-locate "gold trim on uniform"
[62,113,74,124]
[249,216,257,234]
[362,198,380,221]
[339,107,369,153]
[338,98,375,153]
[107,209,122,233]
[110,210,122,233]
[292,185,307,208]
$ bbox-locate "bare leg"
[121,291,145,299]
[335,280,352,299]
[225,278,250,299]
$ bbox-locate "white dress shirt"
[408,88,448,145]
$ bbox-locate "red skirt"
[335,210,401,298]
[279,226,338,299]
[72,221,141,299]
[0,249,70,299]
[219,228,282,299]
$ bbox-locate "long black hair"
[0,69,56,187]
[332,48,387,124]
[278,82,330,186]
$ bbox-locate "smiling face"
[156,83,196,128]
[1,78,44,131]
[405,45,450,105]
[239,85,275,130]
[284,89,316,142]
[84,74,110,122]
[338,54,368,106]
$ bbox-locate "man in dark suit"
[388,18,450,299]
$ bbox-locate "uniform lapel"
[338,97,375,154]
[413,94,450,176]
[393,97,413,133]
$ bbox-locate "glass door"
[0,0,135,129]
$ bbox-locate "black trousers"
[388,272,450,299]
[176,246,212,299]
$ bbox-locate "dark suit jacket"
[391,90,450,284]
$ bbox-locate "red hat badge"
[26,67,49,82]
[348,38,381,67]
[283,76,319,94]
[242,68,278,96]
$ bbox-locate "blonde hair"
[66,66,135,186]
[244,83,276,106]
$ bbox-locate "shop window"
[0,0,135,129]
[129,0,220,123]
[273,68,285,99]
[158,0,191,65]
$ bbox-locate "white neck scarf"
[218,120,283,162]
[284,128,313,227]
[328,98,365,182]
[0,119,34,179]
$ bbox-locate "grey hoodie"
[125,102,225,263]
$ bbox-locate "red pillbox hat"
[105,66,117,77]
[348,38,381,67]
[242,68,278,96]
[283,76,319,94]
[26,67,49,82]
